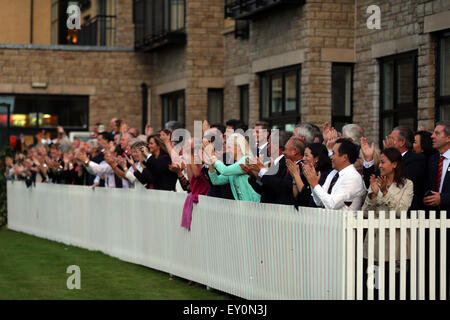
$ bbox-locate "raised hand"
[302,162,321,188]
[377,175,388,195]
[145,124,154,137]
[369,174,379,195]
[322,122,331,144]
[286,158,300,177]
[360,137,375,162]
[383,135,395,149]
[202,120,210,135]
[168,163,181,174]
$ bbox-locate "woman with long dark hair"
[287,143,332,207]
[362,147,413,299]
[140,134,177,191]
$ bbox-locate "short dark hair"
[99,132,112,142]
[226,119,247,132]
[393,126,414,150]
[255,120,271,131]
[335,138,359,164]
[210,123,226,135]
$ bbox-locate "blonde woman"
[204,133,260,202]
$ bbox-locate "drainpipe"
[30,0,34,44]
[141,83,148,134]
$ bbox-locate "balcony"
[77,15,116,46]
[225,0,304,20]
[134,0,186,52]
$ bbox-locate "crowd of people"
[4,119,450,217]
[3,116,450,296]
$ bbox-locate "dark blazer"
[203,153,234,200]
[363,150,426,210]
[133,167,153,189]
[425,152,450,212]
[295,168,332,208]
[250,157,300,205]
[143,153,177,191]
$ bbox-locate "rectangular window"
[207,89,223,125]
[380,51,417,142]
[239,85,249,126]
[0,94,88,130]
[161,90,185,127]
[437,32,450,121]
[259,65,301,132]
[332,64,353,133]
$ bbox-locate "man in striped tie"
[423,120,450,300]
[424,121,450,211]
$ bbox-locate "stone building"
[0,0,449,146]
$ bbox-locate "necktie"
[327,172,339,194]
[435,155,445,192]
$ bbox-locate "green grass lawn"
[0,228,233,300]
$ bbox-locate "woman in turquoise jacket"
[205,133,261,203]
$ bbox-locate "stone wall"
[0,47,152,132]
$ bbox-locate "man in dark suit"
[423,121,450,300]
[424,121,450,211]
[243,134,303,205]
[253,120,271,164]
[361,126,426,210]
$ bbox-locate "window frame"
[0,93,89,137]
[207,88,224,125]
[331,63,354,132]
[436,30,450,121]
[239,84,250,126]
[161,90,185,128]
[379,51,418,143]
[258,65,301,131]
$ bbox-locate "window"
[207,89,223,125]
[161,91,185,127]
[437,31,450,121]
[259,65,301,132]
[380,52,417,141]
[239,85,249,126]
[134,0,186,51]
[332,64,353,133]
[0,95,88,130]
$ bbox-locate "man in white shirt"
[77,149,118,188]
[304,138,366,211]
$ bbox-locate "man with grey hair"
[294,122,315,145]
[342,124,364,146]
[361,125,426,210]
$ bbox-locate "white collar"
[274,154,284,166]
[258,142,268,150]
[441,149,450,159]
[401,150,408,157]
[337,164,355,176]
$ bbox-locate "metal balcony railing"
[78,15,116,46]
[225,0,304,20]
[133,0,186,52]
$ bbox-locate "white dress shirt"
[438,149,450,193]
[86,160,116,188]
[312,164,366,211]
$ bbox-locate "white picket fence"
[345,210,450,300]
[6,181,450,300]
